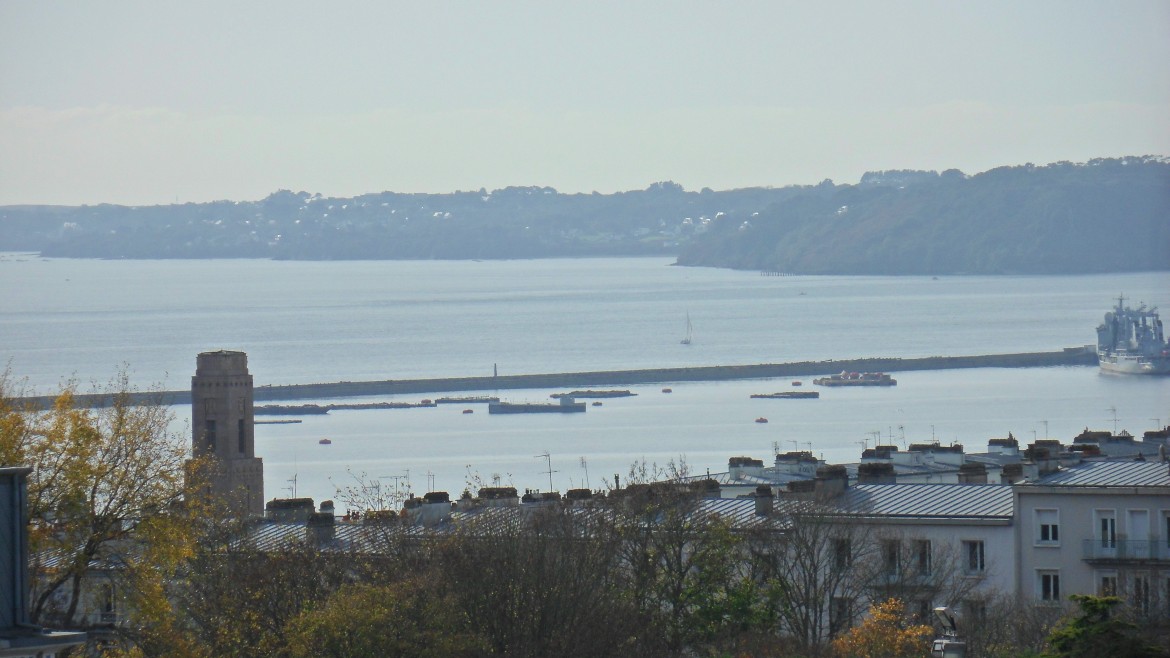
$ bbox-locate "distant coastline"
[17,348,1096,409]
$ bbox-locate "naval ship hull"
[1097,351,1170,375]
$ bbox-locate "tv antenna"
[579,457,591,490]
[535,451,557,493]
[1107,406,1119,434]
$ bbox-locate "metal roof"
[1025,459,1170,487]
[834,484,1014,520]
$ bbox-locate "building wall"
[1015,486,1170,609]
[860,518,1016,613]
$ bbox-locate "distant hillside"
[1,156,1166,274]
[676,157,1170,274]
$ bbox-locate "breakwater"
[13,347,1097,409]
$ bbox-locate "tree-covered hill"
[1,156,1166,274]
[676,157,1170,274]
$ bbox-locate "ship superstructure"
[1096,295,1170,375]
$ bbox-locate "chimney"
[266,497,315,522]
[1000,463,1024,484]
[814,465,848,498]
[729,456,765,480]
[753,485,774,516]
[988,433,1020,457]
[478,487,520,507]
[957,462,988,485]
[857,462,896,484]
[408,491,450,526]
[307,500,335,547]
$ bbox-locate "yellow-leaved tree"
[0,370,211,657]
[831,597,934,658]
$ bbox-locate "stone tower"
[191,350,264,516]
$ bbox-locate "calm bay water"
[2,253,1168,505]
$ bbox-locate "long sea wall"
[17,348,1097,409]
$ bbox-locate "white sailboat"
[680,313,693,345]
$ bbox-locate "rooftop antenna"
[790,439,800,452]
[1152,418,1162,429]
[426,471,435,493]
[286,473,297,498]
[1108,406,1119,434]
[931,425,936,442]
[579,456,591,490]
[803,441,813,453]
[898,425,906,449]
[535,451,557,493]
[772,441,780,456]
[1040,420,1049,440]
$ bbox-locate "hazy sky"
[1,1,1167,206]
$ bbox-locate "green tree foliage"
[1044,595,1169,658]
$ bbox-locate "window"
[1096,510,1116,549]
[1039,570,1061,602]
[1131,575,1151,616]
[914,540,932,575]
[829,597,853,635]
[1036,509,1060,545]
[1099,573,1118,596]
[963,540,985,573]
[913,599,932,623]
[962,599,987,623]
[237,418,246,454]
[882,540,901,578]
[205,420,217,450]
[832,538,852,570]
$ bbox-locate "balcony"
[1082,539,1170,563]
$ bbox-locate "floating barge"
[489,397,587,414]
[750,391,820,399]
[813,372,897,387]
[435,395,500,404]
[550,389,636,399]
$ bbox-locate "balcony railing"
[1082,539,1170,562]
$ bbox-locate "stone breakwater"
[20,348,1097,409]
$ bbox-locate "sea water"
[2,253,1167,505]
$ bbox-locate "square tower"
[191,350,264,516]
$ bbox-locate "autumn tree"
[831,598,933,658]
[0,371,210,656]
[284,579,486,658]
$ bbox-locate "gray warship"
[1096,295,1170,375]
